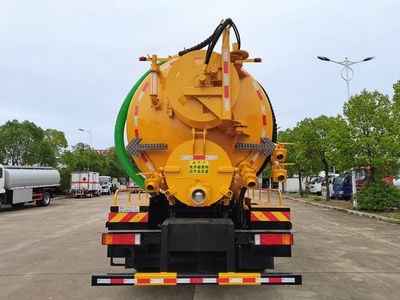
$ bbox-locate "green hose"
[114,71,150,189]
[115,63,166,189]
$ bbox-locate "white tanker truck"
[0,164,60,208]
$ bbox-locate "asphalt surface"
[0,194,399,299]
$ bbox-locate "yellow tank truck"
[92,18,301,286]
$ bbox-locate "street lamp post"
[317,56,375,99]
[317,56,374,205]
[78,128,93,171]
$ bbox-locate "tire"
[11,202,25,208]
[36,192,51,207]
[87,192,93,198]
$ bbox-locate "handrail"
[113,188,148,205]
[265,188,282,207]
[246,188,283,207]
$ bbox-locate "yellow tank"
[121,19,284,207]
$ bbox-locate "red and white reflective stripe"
[252,80,263,100]
[159,59,177,71]
[141,153,154,171]
[180,155,218,160]
[150,72,158,95]
[137,82,149,102]
[247,80,268,166]
[137,278,176,284]
[133,81,154,171]
[176,277,217,284]
[222,49,230,111]
[261,105,267,126]
[97,278,136,284]
[95,275,298,285]
[261,127,267,138]
[133,105,139,129]
[249,151,260,165]
[257,277,295,283]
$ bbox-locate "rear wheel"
[87,192,93,198]
[36,192,51,207]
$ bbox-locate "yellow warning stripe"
[109,212,148,223]
[111,213,128,222]
[251,211,290,222]
[251,211,270,221]
[273,211,289,222]
[129,213,147,222]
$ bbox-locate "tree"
[58,144,127,192]
[0,120,67,166]
[343,89,399,181]
[277,128,309,196]
[38,129,68,167]
[284,116,350,200]
[104,147,126,179]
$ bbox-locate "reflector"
[254,234,293,245]
[102,233,141,245]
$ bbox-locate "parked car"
[332,174,352,200]
[308,177,322,194]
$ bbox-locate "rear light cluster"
[254,234,293,246]
[102,233,141,245]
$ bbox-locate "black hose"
[178,18,241,64]
[178,22,224,56]
[178,33,215,57]
[205,18,240,64]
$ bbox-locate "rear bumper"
[92,272,302,286]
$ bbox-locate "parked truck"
[99,176,113,195]
[92,19,301,286]
[70,171,101,198]
[0,164,60,208]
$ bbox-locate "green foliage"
[278,115,350,177]
[0,119,127,193]
[343,89,399,178]
[58,144,126,191]
[356,179,400,211]
[0,120,67,167]
[278,115,350,199]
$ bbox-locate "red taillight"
[254,234,293,245]
[102,233,141,245]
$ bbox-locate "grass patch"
[393,212,400,220]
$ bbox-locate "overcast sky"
[1,0,399,149]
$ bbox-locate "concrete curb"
[284,195,400,225]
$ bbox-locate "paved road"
[0,195,399,299]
